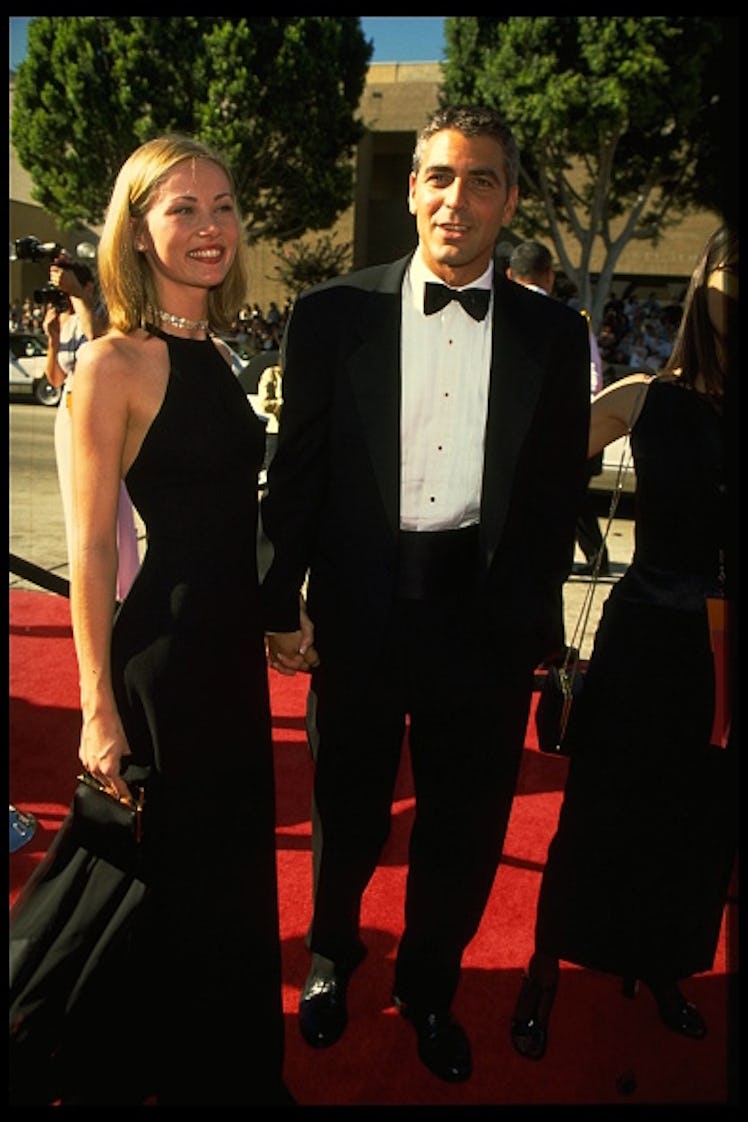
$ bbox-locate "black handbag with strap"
[535,647,585,756]
[536,384,646,756]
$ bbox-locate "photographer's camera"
[33,285,71,313]
[13,236,63,263]
[14,236,72,312]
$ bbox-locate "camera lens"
[14,236,63,262]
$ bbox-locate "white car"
[9,333,61,406]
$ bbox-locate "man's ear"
[502,184,519,226]
[407,174,417,215]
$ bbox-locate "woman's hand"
[78,710,133,802]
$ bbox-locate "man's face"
[408,128,518,286]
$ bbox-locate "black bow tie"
[423,282,490,321]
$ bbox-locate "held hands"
[266,596,320,675]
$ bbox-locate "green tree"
[442,16,737,330]
[271,234,352,297]
[11,16,372,244]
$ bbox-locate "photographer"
[41,251,141,602]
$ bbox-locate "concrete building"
[10,62,721,314]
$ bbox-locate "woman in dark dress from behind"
[511,223,738,1061]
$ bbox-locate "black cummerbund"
[396,524,480,600]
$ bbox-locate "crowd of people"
[595,289,683,373]
[12,252,682,379]
[226,298,292,354]
[10,287,680,374]
[9,102,736,1108]
[10,291,291,358]
[9,294,46,335]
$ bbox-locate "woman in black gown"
[511,224,738,1060]
[67,135,298,1104]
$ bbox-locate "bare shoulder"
[76,328,162,374]
[75,329,169,393]
[73,329,171,428]
[71,330,172,471]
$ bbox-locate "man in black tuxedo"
[260,104,590,1083]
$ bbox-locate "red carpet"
[9,589,738,1106]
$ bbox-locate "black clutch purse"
[72,768,146,867]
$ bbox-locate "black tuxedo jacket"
[261,253,590,671]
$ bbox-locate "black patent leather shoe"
[623,977,707,1040]
[299,969,349,1048]
[510,973,558,1061]
[298,948,366,1048]
[393,996,472,1082]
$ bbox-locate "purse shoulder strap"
[564,379,649,669]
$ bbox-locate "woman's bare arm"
[589,373,652,458]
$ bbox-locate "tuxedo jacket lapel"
[480,280,547,568]
[348,257,409,538]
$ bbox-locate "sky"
[9,17,446,70]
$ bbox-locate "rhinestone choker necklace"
[155,308,210,332]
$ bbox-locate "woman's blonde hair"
[97,134,249,334]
